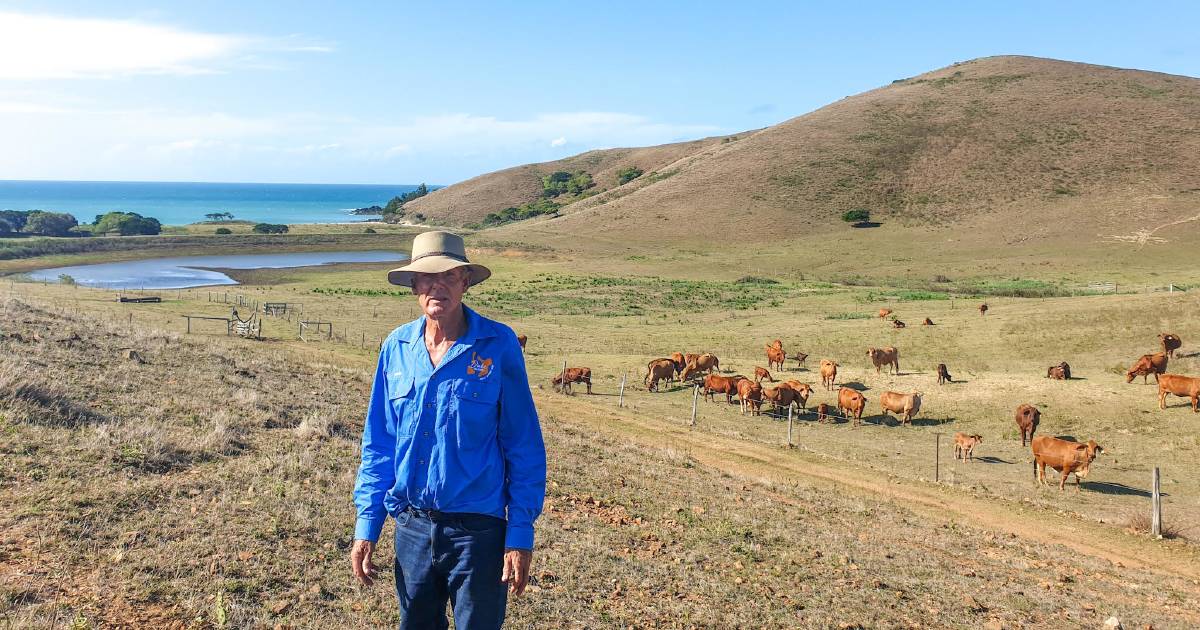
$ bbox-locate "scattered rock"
[269,599,292,615]
[121,349,145,364]
[962,594,986,613]
[1103,617,1121,629]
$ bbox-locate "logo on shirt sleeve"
[466,352,493,380]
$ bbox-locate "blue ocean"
[0,180,430,225]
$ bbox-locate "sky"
[1,1,1197,185]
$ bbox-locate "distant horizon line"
[0,178,443,188]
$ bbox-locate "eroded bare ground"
[2,296,1199,628]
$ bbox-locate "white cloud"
[0,11,332,80]
[550,136,567,147]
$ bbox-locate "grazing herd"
[540,300,1192,492]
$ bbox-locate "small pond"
[26,250,407,289]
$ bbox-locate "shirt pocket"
[452,378,500,450]
[387,374,417,437]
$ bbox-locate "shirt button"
[418,459,425,465]
[425,402,433,408]
[423,431,430,438]
[472,393,478,398]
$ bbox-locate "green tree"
[95,212,161,235]
[617,167,644,185]
[215,227,233,234]
[25,211,78,236]
[252,223,289,234]
[841,208,871,223]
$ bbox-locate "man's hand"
[501,548,533,596]
[351,539,377,586]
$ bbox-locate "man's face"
[412,267,470,319]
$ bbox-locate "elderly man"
[352,231,546,629]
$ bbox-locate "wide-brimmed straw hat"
[387,230,491,288]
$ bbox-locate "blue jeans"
[393,508,508,630]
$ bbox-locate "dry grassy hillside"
[483,56,1200,255]
[403,135,733,226]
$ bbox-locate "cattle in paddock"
[780,380,814,411]
[954,433,983,462]
[680,353,720,381]
[1046,362,1071,380]
[879,391,922,426]
[867,346,900,375]
[516,334,527,350]
[684,353,701,370]
[765,345,786,371]
[1125,352,1168,384]
[671,352,687,374]
[936,363,953,385]
[893,319,906,329]
[1014,404,1041,447]
[792,351,809,368]
[753,366,775,384]
[878,308,893,320]
[1158,373,1200,412]
[761,386,800,414]
[1160,333,1183,359]
[815,402,831,423]
[703,374,745,404]
[552,367,593,394]
[979,303,989,316]
[645,358,677,392]
[922,317,934,326]
[1032,436,1103,491]
[737,379,763,415]
[837,387,867,426]
[819,360,839,391]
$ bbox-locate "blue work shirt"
[353,305,546,550]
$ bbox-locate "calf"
[893,319,906,329]
[979,303,989,316]
[837,387,867,426]
[753,366,774,384]
[867,346,900,375]
[922,317,934,326]
[1014,403,1040,446]
[953,433,983,462]
[878,308,893,320]
[645,358,677,392]
[1125,352,1167,384]
[552,367,592,394]
[1159,333,1183,359]
[879,391,922,426]
[516,334,528,350]
[815,402,831,423]
[1045,361,1071,380]
[737,379,763,415]
[936,363,953,385]
[1158,373,1200,412]
[819,360,838,391]
[792,351,809,368]
[1032,436,1103,491]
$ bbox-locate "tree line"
[0,210,162,237]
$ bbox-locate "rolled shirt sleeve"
[353,348,398,542]
[497,331,547,550]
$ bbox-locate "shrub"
[541,171,594,197]
[481,199,562,227]
[58,273,77,285]
[617,166,644,185]
[841,209,871,223]
[364,227,376,234]
[95,211,161,235]
[214,227,233,235]
[251,223,289,234]
[24,211,79,236]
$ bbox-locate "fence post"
[618,372,626,408]
[1152,467,1162,538]
[560,360,567,395]
[934,433,941,482]
[690,385,699,427]
[787,405,793,447]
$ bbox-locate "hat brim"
[387,256,491,288]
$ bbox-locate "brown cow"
[878,308,893,320]
[1125,352,1168,384]
[1032,436,1103,491]
[645,358,677,392]
[922,317,934,326]
[1014,404,1040,447]
[819,359,838,391]
[671,352,687,374]
[867,346,900,375]
[837,387,867,426]
[1046,361,1071,380]
[936,363,953,385]
[703,374,745,404]
[516,334,528,350]
[683,353,701,372]
[768,339,783,350]
[879,391,922,426]
[779,380,813,411]
[737,379,763,415]
[954,433,983,462]
[792,351,809,368]
[1160,333,1183,359]
[765,345,786,371]
[753,366,774,384]
[761,386,799,415]
[979,303,989,316]
[1158,373,1200,412]
[815,402,831,423]
[680,353,720,381]
[552,367,592,394]
[893,319,906,329]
